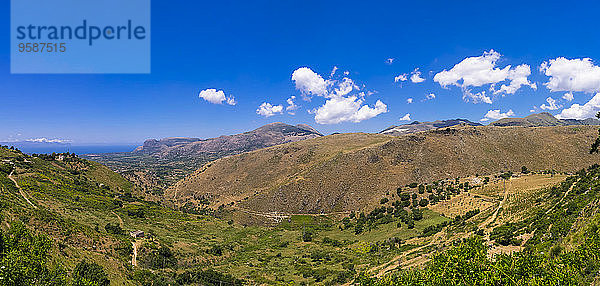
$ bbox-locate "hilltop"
[490,112,600,127]
[380,119,481,135]
[168,125,600,216]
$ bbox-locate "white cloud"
[330,66,338,78]
[394,73,408,83]
[556,93,600,119]
[410,68,425,83]
[256,102,284,117]
[386,58,394,65]
[333,77,358,97]
[291,67,328,98]
[400,113,411,121]
[199,89,237,105]
[406,98,413,104]
[286,96,299,114]
[25,138,71,143]
[540,97,561,111]
[426,93,436,100]
[292,67,387,124]
[480,109,515,122]
[463,90,492,104]
[433,50,535,103]
[540,57,600,93]
[495,64,537,94]
[313,96,388,124]
[563,92,574,101]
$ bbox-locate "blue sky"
[2,0,600,144]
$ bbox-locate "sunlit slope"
[168,126,600,214]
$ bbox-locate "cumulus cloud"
[425,93,436,100]
[25,138,71,143]
[540,97,561,111]
[464,90,492,104]
[313,96,388,124]
[291,67,328,98]
[256,102,284,117]
[480,109,515,122]
[540,57,600,93]
[563,92,574,101]
[400,113,411,121]
[292,67,387,124]
[410,68,425,83]
[394,73,408,83]
[434,50,535,103]
[286,96,299,114]
[406,98,413,104]
[556,93,600,119]
[333,77,358,97]
[495,64,537,94]
[199,89,236,105]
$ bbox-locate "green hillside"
[0,146,458,285]
[4,135,600,285]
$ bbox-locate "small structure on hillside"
[130,230,144,238]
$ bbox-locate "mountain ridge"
[380,119,482,136]
[133,122,323,156]
[490,112,600,127]
[168,125,600,216]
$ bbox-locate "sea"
[1,143,139,155]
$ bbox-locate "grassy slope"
[0,147,459,285]
[169,126,600,215]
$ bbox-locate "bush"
[141,246,177,269]
[104,223,123,235]
[72,260,110,286]
[0,222,66,285]
[303,230,313,242]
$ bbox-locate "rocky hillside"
[490,112,600,127]
[167,125,600,214]
[380,119,481,136]
[84,123,322,198]
[133,123,322,157]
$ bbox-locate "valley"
[3,115,600,285]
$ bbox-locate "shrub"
[72,260,110,286]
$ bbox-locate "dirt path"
[546,181,576,214]
[479,179,510,228]
[112,211,124,227]
[132,241,138,266]
[8,170,37,208]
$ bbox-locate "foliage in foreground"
[358,226,600,285]
[0,221,110,286]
